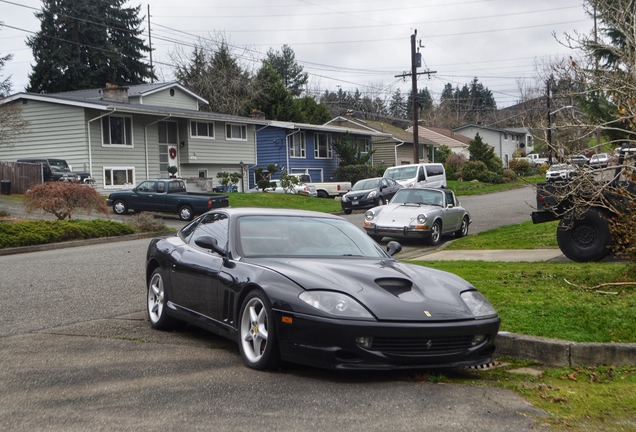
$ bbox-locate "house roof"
[325,116,416,143]
[405,126,468,149]
[453,123,530,135]
[2,91,270,125]
[267,120,391,137]
[53,82,209,104]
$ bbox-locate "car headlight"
[367,190,377,198]
[460,291,497,318]
[365,210,376,221]
[342,195,349,202]
[299,291,373,318]
[417,214,427,224]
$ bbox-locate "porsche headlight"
[461,291,497,318]
[299,291,373,318]
[365,210,376,221]
[417,214,427,224]
[367,190,377,198]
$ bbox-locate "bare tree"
[0,50,28,147]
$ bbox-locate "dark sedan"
[341,177,402,214]
[146,208,500,371]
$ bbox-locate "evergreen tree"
[406,88,434,119]
[26,0,153,93]
[389,89,406,119]
[293,97,332,124]
[263,45,308,97]
[468,133,503,174]
[253,64,302,122]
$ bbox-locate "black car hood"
[245,257,475,321]
[345,188,375,198]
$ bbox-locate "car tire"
[238,290,280,370]
[112,200,128,215]
[178,205,194,221]
[147,268,184,330]
[378,197,386,206]
[317,191,329,199]
[344,209,352,215]
[455,216,469,238]
[426,220,442,246]
[556,209,612,262]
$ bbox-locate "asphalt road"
[0,187,547,430]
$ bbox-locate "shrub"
[503,168,517,182]
[445,153,467,174]
[0,219,134,248]
[476,171,506,184]
[444,164,457,181]
[508,158,531,175]
[125,213,168,232]
[459,161,489,181]
[24,182,108,220]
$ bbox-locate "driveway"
[0,240,545,431]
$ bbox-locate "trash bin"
[1,180,11,195]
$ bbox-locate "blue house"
[250,120,389,189]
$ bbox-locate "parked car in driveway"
[341,177,402,214]
[545,164,577,181]
[145,207,499,371]
[566,154,589,165]
[363,187,471,245]
[247,181,317,197]
[589,153,611,168]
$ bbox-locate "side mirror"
[386,241,402,256]
[194,236,235,268]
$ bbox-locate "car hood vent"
[375,278,414,297]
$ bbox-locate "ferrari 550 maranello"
[146,208,499,371]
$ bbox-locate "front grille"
[372,335,474,355]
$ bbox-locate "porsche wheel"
[112,200,128,215]
[147,268,183,330]
[426,220,442,246]
[455,216,469,238]
[178,205,194,221]
[238,290,280,370]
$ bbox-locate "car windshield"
[548,164,570,172]
[352,179,380,191]
[384,166,417,181]
[48,159,70,170]
[237,216,387,257]
[390,189,443,206]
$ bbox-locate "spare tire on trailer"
[556,208,612,262]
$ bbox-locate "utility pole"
[148,5,154,83]
[395,30,436,164]
[546,79,552,164]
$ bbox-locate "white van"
[383,163,447,188]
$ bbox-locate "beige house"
[407,126,471,159]
[325,115,437,166]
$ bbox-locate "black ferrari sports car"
[146,208,500,371]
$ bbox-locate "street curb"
[495,332,636,367]
[0,231,174,256]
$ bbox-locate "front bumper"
[342,197,378,211]
[364,225,431,239]
[274,310,500,370]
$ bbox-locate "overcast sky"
[1,0,594,108]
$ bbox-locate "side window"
[189,213,229,251]
[444,191,454,206]
[137,181,156,192]
[156,182,165,193]
[426,165,444,177]
[418,166,426,182]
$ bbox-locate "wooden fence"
[0,162,44,194]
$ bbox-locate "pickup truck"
[524,153,549,166]
[106,179,229,221]
[292,174,351,198]
[531,145,635,262]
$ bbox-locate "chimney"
[251,109,266,120]
[101,83,129,103]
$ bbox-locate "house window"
[226,123,247,140]
[159,145,169,173]
[102,115,132,146]
[289,132,306,158]
[191,121,215,139]
[158,121,178,144]
[199,169,208,178]
[104,167,135,188]
[355,137,370,153]
[504,133,508,140]
[314,133,332,158]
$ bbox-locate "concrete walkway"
[411,248,565,262]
